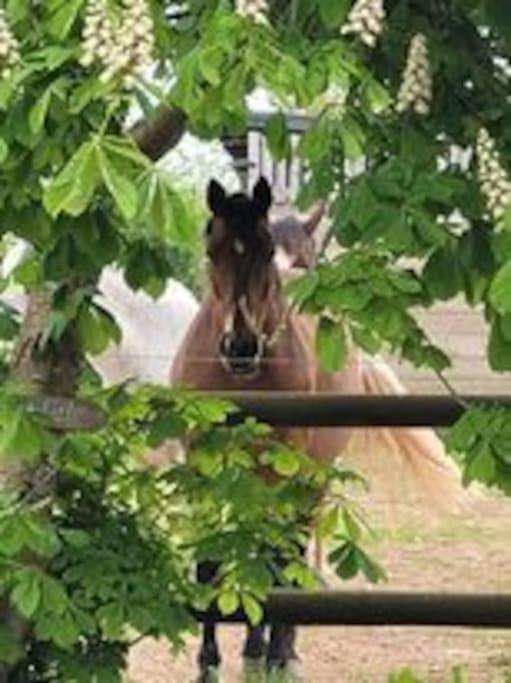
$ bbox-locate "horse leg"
[242,624,267,680]
[197,562,221,682]
[265,544,304,678]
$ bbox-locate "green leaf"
[102,135,151,168]
[423,248,463,301]
[0,409,44,461]
[76,304,121,356]
[319,0,350,28]
[69,77,106,113]
[285,271,320,309]
[147,413,187,448]
[11,570,42,619]
[329,542,358,580]
[0,138,8,164]
[60,529,91,548]
[46,610,81,649]
[500,314,511,341]
[97,603,124,640]
[193,448,221,477]
[138,170,198,248]
[40,575,68,616]
[490,261,511,315]
[96,146,139,221]
[273,448,301,477]
[0,626,23,666]
[317,506,339,539]
[340,508,362,542]
[339,117,365,160]
[489,319,511,371]
[198,47,223,86]
[22,516,61,557]
[354,547,386,583]
[317,317,347,371]
[0,305,19,340]
[466,447,496,485]
[265,112,291,161]
[241,593,263,625]
[43,141,101,217]
[218,590,240,616]
[46,0,84,39]
[364,78,392,114]
[484,0,511,43]
[29,87,53,135]
[0,517,26,557]
[6,0,30,22]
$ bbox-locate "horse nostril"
[220,333,259,358]
[219,333,262,374]
[219,333,234,358]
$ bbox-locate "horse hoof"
[242,657,266,682]
[196,666,220,683]
[267,659,304,682]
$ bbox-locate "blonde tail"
[344,354,467,519]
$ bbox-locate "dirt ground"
[126,488,511,683]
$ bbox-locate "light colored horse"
[269,207,463,516]
[1,239,199,386]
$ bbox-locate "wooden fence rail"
[219,393,511,427]
[196,590,511,628]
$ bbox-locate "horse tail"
[343,354,468,521]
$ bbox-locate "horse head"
[270,201,326,271]
[205,177,281,377]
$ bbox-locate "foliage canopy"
[1,0,511,678]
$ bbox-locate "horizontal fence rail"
[196,590,511,628]
[33,394,511,431]
[216,393,511,428]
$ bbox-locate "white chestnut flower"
[312,83,348,119]
[0,9,20,79]
[396,34,433,115]
[80,0,155,89]
[341,0,385,48]
[477,128,511,223]
[235,0,269,25]
[109,0,156,87]
[80,0,115,69]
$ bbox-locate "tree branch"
[0,286,80,673]
[130,105,187,161]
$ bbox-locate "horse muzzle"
[219,332,263,376]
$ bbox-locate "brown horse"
[172,178,362,681]
[171,178,462,681]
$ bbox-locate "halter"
[237,295,288,350]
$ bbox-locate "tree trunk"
[0,286,81,676]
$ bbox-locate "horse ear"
[303,201,326,235]
[253,177,272,215]
[207,180,226,215]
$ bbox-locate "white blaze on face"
[223,310,234,335]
